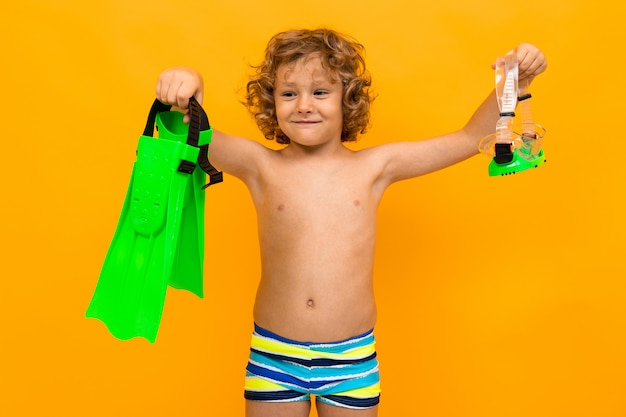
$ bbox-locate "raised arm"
[375,43,547,185]
[155,66,269,184]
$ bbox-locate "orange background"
[2,0,625,416]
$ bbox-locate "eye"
[281,91,296,98]
[313,90,329,97]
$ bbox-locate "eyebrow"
[277,79,335,88]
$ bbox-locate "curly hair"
[245,28,374,144]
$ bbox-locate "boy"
[156,28,547,417]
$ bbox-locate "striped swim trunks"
[244,323,381,409]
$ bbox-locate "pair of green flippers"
[86,97,222,343]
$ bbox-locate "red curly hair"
[245,28,374,144]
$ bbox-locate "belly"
[252,273,377,343]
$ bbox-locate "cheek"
[274,101,288,119]
[333,97,344,120]
[274,106,288,127]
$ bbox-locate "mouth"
[293,120,320,125]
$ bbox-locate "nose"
[296,95,313,113]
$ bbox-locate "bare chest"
[261,165,377,227]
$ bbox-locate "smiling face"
[273,56,344,150]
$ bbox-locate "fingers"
[490,44,547,83]
[515,43,547,80]
[155,66,204,110]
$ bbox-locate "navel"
[307,298,315,308]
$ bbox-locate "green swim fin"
[86,98,222,343]
[156,110,212,298]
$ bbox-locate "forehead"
[276,56,337,85]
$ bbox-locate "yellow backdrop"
[1,0,625,416]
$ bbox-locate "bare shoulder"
[209,129,274,182]
[351,142,414,186]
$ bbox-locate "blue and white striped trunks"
[244,323,381,409]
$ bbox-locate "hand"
[491,43,547,84]
[515,43,547,83]
[155,66,204,122]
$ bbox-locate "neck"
[283,138,347,159]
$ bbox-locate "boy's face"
[274,57,343,148]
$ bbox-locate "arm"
[376,43,547,185]
[155,66,269,183]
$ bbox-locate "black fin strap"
[186,97,208,146]
[143,100,172,137]
[143,97,223,186]
[188,97,223,187]
[199,144,224,188]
